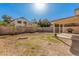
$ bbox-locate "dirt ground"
[0,33,74,56]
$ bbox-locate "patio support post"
[62,24,64,33]
[53,23,55,33]
[59,24,61,33]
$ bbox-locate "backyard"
[0,33,73,56]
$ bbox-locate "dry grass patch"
[39,34,62,43]
[16,41,48,56]
[16,41,40,48]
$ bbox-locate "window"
[23,21,27,24]
[55,24,59,27]
[17,21,21,24]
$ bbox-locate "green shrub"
[0,22,7,26]
[9,25,16,30]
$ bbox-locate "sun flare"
[34,3,46,11]
[33,3,47,14]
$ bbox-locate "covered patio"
[52,16,79,33]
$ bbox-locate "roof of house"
[12,17,30,23]
[51,15,79,24]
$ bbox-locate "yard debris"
[17,37,28,40]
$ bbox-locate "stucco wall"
[63,26,79,33]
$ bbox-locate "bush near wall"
[0,22,8,26]
[0,26,36,35]
[37,27,53,32]
[0,26,16,35]
[25,27,37,33]
[0,26,54,35]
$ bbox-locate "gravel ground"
[0,33,74,56]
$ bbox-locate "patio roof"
[52,15,79,24]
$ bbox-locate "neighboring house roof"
[11,17,30,23]
[51,15,79,24]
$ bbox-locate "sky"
[0,3,79,21]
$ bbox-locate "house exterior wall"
[26,23,38,28]
[63,26,79,33]
[75,8,79,16]
[10,18,27,27]
[10,18,38,29]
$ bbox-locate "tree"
[38,19,51,27]
[32,18,38,24]
[2,15,12,24]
